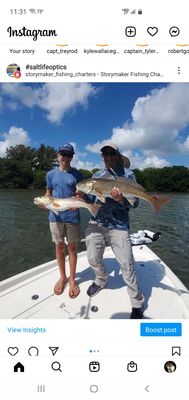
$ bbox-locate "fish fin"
[50,202,61,215]
[96,188,103,195]
[52,202,60,208]
[127,198,135,206]
[150,195,170,212]
[97,195,106,203]
[52,210,59,216]
[90,203,102,217]
[100,171,116,180]
[116,176,146,191]
[108,168,118,178]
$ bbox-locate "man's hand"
[110,187,124,202]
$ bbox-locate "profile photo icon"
[164,361,176,373]
[6,63,21,78]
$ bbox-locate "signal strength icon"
[131,9,136,14]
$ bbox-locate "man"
[85,141,144,318]
[45,143,83,298]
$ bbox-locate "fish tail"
[150,195,170,212]
[90,203,102,217]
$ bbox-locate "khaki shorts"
[49,222,81,245]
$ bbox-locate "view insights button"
[140,323,182,336]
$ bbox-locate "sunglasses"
[102,150,117,156]
[59,152,72,158]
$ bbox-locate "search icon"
[51,361,62,372]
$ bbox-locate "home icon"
[14,362,25,372]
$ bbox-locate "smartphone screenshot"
[0,1,189,399]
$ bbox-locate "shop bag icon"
[127,361,137,372]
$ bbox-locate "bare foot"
[54,278,68,295]
[69,282,80,299]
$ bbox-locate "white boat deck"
[0,245,189,319]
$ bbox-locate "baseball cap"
[58,143,75,155]
[100,141,130,168]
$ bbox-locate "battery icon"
[138,9,142,15]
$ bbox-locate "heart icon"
[7,347,19,356]
[147,27,158,36]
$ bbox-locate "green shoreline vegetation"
[0,144,189,192]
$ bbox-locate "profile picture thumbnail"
[164,361,177,373]
[6,63,21,78]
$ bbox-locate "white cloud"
[86,140,108,153]
[111,84,189,154]
[0,127,31,157]
[138,155,169,169]
[72,158,100,170]
[181,136,189,152]
[0,83,96,124]
[114,150,169,170]
[86,83,189,168]
[69,142,100,171]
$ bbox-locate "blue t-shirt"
[46,167,83,223]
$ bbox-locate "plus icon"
[125,26,136,37]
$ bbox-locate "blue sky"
[0,82,189,170]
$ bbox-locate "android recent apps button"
[140,323,182,336]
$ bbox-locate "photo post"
[0,2,189,398]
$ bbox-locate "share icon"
[49,347,59,356]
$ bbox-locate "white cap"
[100,141,130,168]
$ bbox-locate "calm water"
[0,189,189,288]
